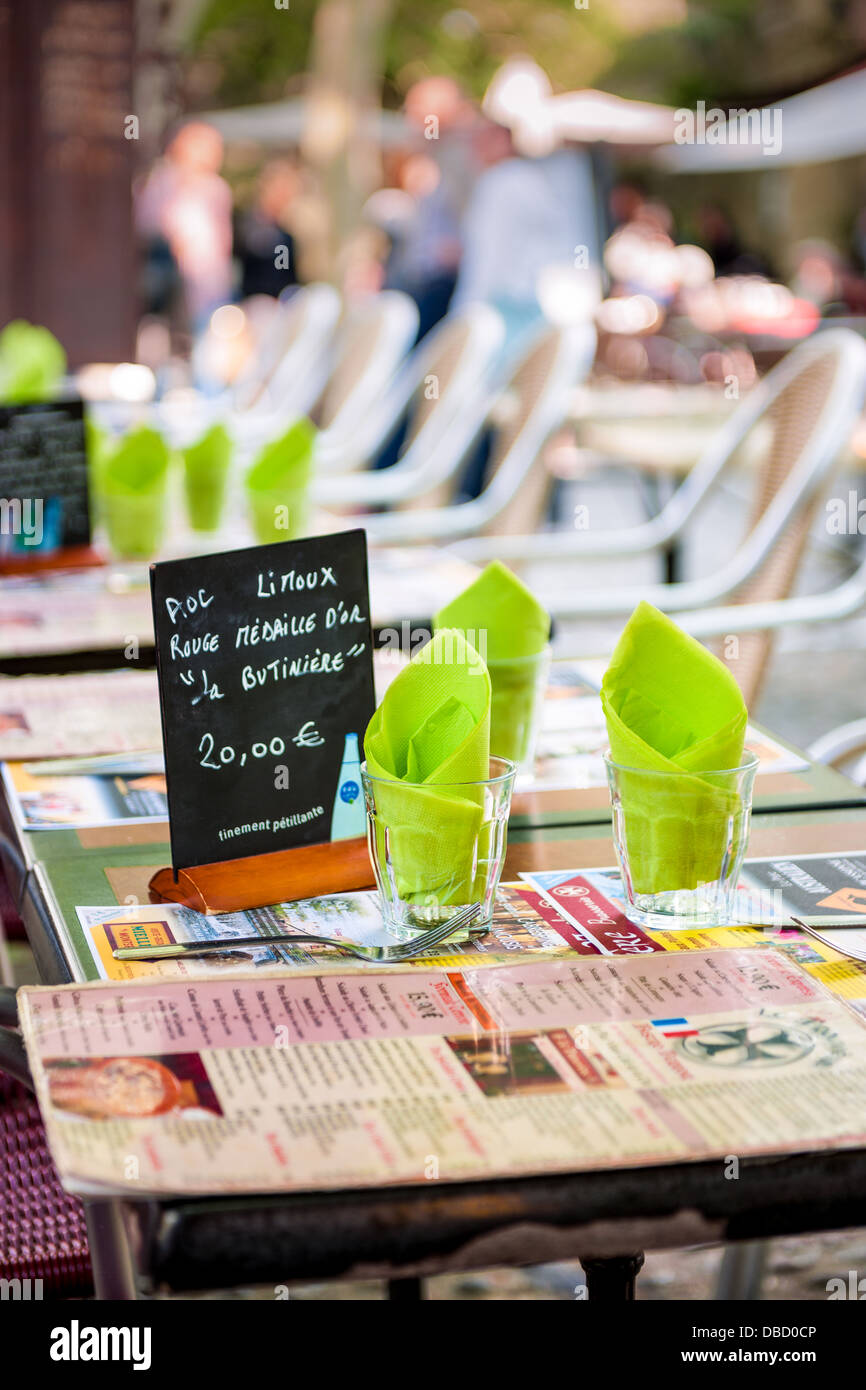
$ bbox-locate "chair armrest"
[0,988,32,1089]
[807,719,866,767]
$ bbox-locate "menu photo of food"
[44,1052,222,1123]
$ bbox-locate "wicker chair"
[0,989,92,1298]
[338,323,597,544]
[514,329,866,708]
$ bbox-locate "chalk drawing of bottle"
[330,732,364,840]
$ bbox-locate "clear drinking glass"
[604,752,759,929]
[487,645,552,768]
[361,756,517,937]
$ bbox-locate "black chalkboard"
[150,530,376,871]
[0,398,91,553]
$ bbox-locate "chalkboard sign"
[151,531,376,871]
[0,398,91,554]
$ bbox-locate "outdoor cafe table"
[5,764,866,1300]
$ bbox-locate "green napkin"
[434,561,551,763]
[364,628,491,905]
[601,602,748,894]
[183,424,232,532]
[0,321,66,404]
[100,426,171,559]
[84,416,111,527]
[246,418,315,544]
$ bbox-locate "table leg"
[715,1240,768,1300]
[84,1199,138,1300]
[387,1277,425,1301]
[580,1252,645,1301]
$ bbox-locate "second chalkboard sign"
[151,530,375,872]
[0,398,91,554]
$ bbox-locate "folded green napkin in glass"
[434,560,550,763]
[601,601,748,894]
[364,628,491,905]
[84,416,111,526]
[0,321,66,404]
[183,423,232,532]
[246,418,315,543]
[100,426,171,559]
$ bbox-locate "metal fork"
[112,902,482,965]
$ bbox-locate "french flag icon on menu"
[651,1018,699,1039]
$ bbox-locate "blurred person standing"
[452,61,602,353]
[236,160,302,300]
[136,122,234,335]
[384,76,479,340]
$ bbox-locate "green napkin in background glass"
[100,425,171,559]
[0,321,66,404]
[434,560,551,763]
[364,628,491,905]
[246,418,315,543]
[84,417,111,527]
[601,602,748,894]
[183,423,232,532]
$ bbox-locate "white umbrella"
[657,65,866,172]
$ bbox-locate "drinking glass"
[487,645,551,767]
[362,756,517,937]
[605,752,759,928]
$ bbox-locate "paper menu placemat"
[3,762,167,830]
[0,575,153,658]
[74,883,584,982]
[18,947,866,1196]
[0,670,161,761]
[521,851,866,964]
[522,663,808,792]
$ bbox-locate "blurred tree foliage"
[191,0,866,109]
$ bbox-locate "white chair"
[313,305,505,505]
[453,328,866,578]
[233,283,341,420]
[808,715,866,785]
[539,332,866,709]
[498,329,866,619]
[550,543,866,709]
[331,323,597,544]
[154,284,342,448]
[306,291,419,463]
[233,290,419,461]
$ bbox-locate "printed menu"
[73,882,591,982]
[18,947,866,1197]
[524,663,807,791]
[2,761,167,830]
[523,850,866,936]
[0,573,154,659]
[0,670,161,760]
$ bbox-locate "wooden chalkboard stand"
[0,544,104,577]
[148,836,375,914]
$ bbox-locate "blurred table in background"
[570,377,866,477]
[0,548,480,672]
